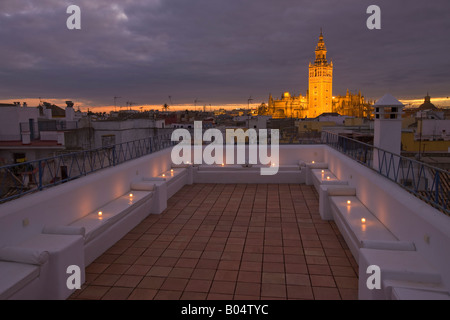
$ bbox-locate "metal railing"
[0,134,175,204]
[321,131,450,216]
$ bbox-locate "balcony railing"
[321,131,449,216]
[0,133,175,204]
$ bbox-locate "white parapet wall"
[323,146,450,293]
[0,147,176,299]
[0,148,173,247]
[1,143,449,300]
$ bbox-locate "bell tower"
[308,29,333,118]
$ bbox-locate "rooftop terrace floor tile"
[69,184,358,300]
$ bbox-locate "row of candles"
[161,169,175,178]
[346,199,366,223]
[98,168,178,219]
[97,192,137,219]
[320,169,331,180]
[314,161,366,222]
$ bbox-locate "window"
[13,153,26,163]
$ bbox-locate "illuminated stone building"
[258,92,307,119]
[332,89,373,118]
[307,29,333,118]
[261,30,371,119]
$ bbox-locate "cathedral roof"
[418,94,438,111]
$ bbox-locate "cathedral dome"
[418,94,437,111]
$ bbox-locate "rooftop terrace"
[0,133,449,301]
[69,183,358,300]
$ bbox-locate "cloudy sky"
[0,0,449,109]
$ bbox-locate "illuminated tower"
[308,29,333,118]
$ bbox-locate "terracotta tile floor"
[69,184,359,300]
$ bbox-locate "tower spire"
[315,28,327,65]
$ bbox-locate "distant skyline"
[1,96,449,114]
[1,0,449,110]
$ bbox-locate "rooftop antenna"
[247,96,253,129]
[127,101,137,111]
[114,96,121,112]
[194,98,202,111]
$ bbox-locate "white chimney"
[373,94,404,172]
[66,105,75,121]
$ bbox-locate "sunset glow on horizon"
[1,96,449,114]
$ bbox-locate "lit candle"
[312,161,315,164]
[347,200,351,205]
[321,170,324,173]
[221,163,225,167]
[361,218,366,223]
[98,211,103,217]
[326,176,330,180]
[162,174,165,177]
[129,193,133,198]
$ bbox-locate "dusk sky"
[0,0,449,110]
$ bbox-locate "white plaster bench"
[0,248,49,300]
[319,185,357,220]
[309,168,348,193]
[142,166,191,201]
[329,196,416,262]
[68,188,155,265]
[0,151,175,299]
[358,248,449,300]
[194,164,303,184]
[389,284,450,300]
[196,164,300,172]
[0,232,85,300]
[162,167,191,198]
[303,161,328,185]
